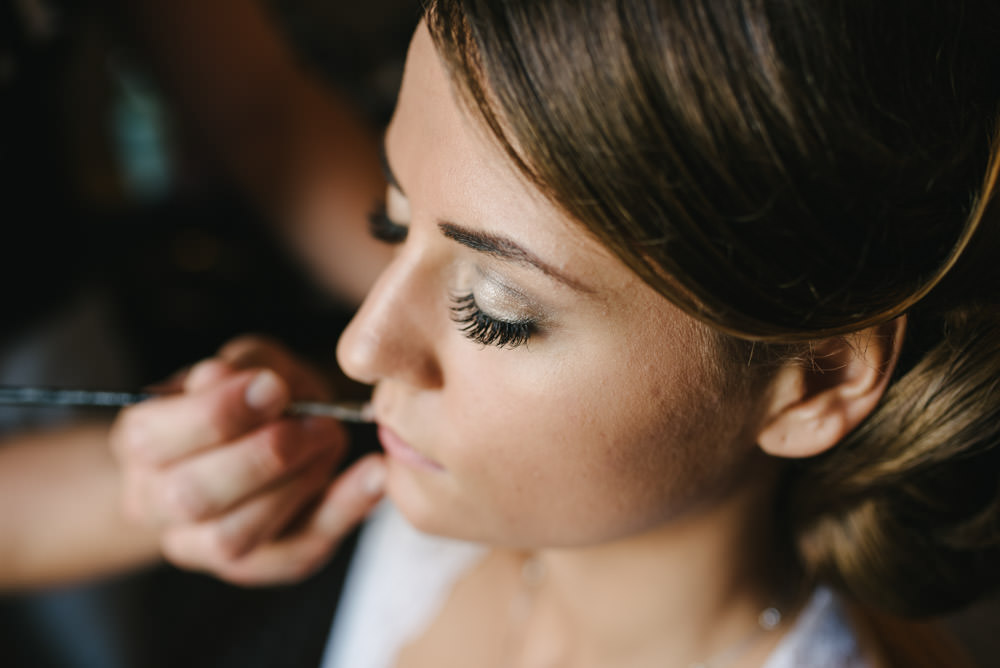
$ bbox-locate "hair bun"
[791,304,1000,617]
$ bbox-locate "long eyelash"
[368,205,408,244]
[450,293,535,349]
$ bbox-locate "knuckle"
[207,523,252,562]
[183,358,229,392]
[163,473,211,522]
[249,423,299,478]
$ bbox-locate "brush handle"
[0,386,373,423]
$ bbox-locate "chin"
[384,463,466,537]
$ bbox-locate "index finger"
[112,369,290,466]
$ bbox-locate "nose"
[336,248,444,390]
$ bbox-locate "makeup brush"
[0,385,374,423]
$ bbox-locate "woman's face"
[336,24,770,547]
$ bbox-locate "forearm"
[0,423,160,591]
[106,0,391,304]
[106,0,314,200]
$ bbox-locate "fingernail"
[362,461,386,496]
[245,370,285,412]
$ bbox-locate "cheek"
[440,351,588,474]
[434,334,739,544]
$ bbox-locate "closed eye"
[369,205,408,244]
[451,293,535,349]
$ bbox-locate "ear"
[757,317,906,459]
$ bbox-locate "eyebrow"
[381,136,593,293]
[439,222,594,293]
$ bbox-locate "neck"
[518,467,799,666]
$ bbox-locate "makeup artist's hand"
[109,335,386,585]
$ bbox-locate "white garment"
[321,501,870,668]
[321,501,487,668]
[761,587,869,668]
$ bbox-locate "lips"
[377,424,445,472]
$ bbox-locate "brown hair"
[425,0,1000,617]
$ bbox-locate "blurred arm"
[106,0,392,304]
[0,423,160,590]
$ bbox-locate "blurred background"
[1,1,996,667]
[1,1,417,666]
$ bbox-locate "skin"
[3,0,392,590]
[334,23,795,666]
[111,336,387,586]
[337,22,774,553]
[112,16,907,666]
[110,0,393,305]
[0,423,159,589]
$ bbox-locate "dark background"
[1,1,996,666]
[0,1,416,666]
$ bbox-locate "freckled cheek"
[436,362,578,466]
[440,361,632,491]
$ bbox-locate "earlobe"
[757,317,906,459]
